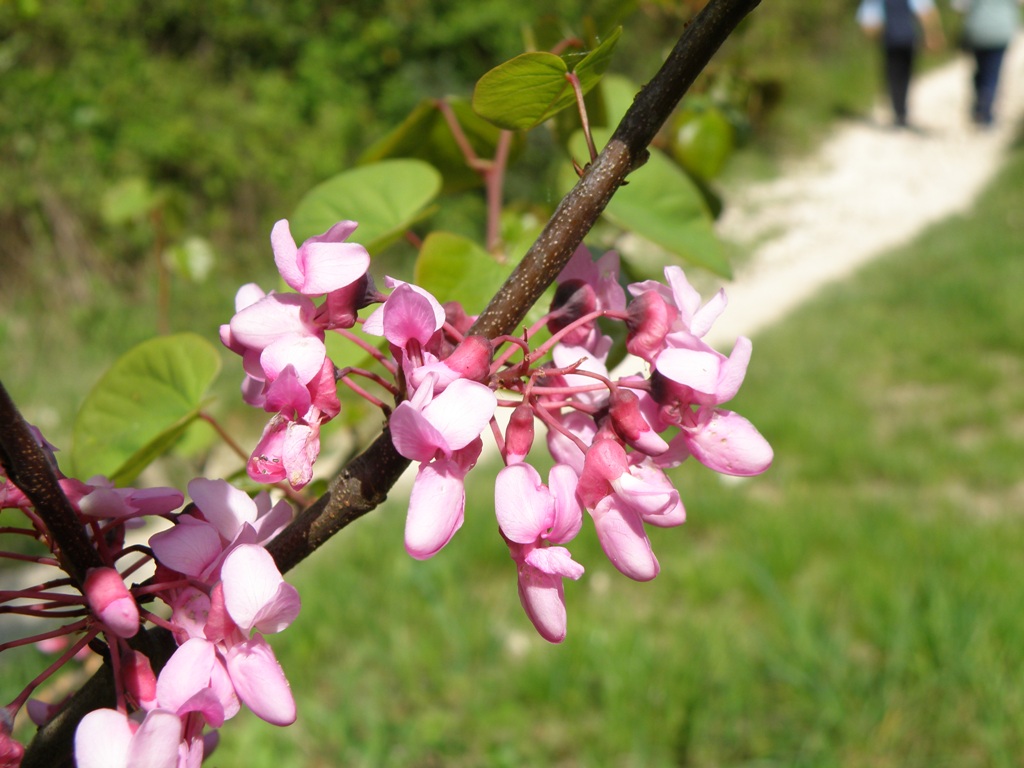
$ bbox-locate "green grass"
[201,132,1024,766]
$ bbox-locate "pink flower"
[247,410,323,489]
[362,279,445,351]
[577,439,686,581]
[549,245,626,348]
[390,377,497,558]
[674,407,773,476]
[495,463,584,643]
[271,219,370,296]
[654,334,751,408]
[149,479,291,582]
[155,545,300,729]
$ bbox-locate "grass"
[3,146,1022,766]
[195,130,1024,766]
[3,106,1022,768]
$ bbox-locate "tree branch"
[19,0,761,761]
[0,380,103,588]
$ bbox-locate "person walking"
[955,0,1021,126]
[858,0,946,128]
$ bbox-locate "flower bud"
[626,290,677,362]
[442,335,493,384]
[505,403,536,465]
[84,567,139,639]
[122,651,157,710]
[608,389,669,456]
[547,279,597,346]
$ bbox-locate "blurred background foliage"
[0,0,906,450]
[0,0,879,300]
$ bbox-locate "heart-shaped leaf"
[472,27,621,131]
[290,160,442,252]
[71,333,221,483]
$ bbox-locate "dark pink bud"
[505,403,536,464]
[547,279,598,345]
[123,650,157,710]
[444,301,474,335]
[609,390,669,456]
[442,335,493,384]
[318,274,380,330]
[84,567,139,639]
[626,291,677,363]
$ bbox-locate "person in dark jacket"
[858,0,946,127]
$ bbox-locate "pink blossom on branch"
[495,463,584,643]
[271,218,370,297]
[390,376,497,558]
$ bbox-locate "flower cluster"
[0,433,301,766]
[224,221,772,644]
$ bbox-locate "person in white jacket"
[954,0,1021,125]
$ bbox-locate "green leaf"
[71,333,221,484]
[472,27,621,131]
[360,99,521,195]
[100,177,160,225]
[564,127,730,278]
[472,52,569,131]
[413,232,511,315]
[290,160,442,251]
[670,104,736,182]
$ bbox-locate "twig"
[19,0,761,761]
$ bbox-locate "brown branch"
[20,0,761,762]
[0,380,104,588]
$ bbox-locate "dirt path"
[705,38,1024,348]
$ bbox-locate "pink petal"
[225,635,296,726]
[382,284,444,348]
[222,545,301,635]
[516,567,568,644]
[157,638,216,714]
[229,292,319,351]
[149,517,223,578]
[690,287,727,337]
[627,462,686,527]
[715,337,752,404]
[612,471,679,518]
[125,709,182,768]
[188,478,257,542]
[420,379,497,451]
[524,545,584,580]
[389,401,449,462]
[234,282,267,313]
[546,464,583,543]
[75,708,133,768]
[494,463,553,544]
[260,336,327,385]
[281,421,320,489]
[655,347,722,394]
[545,411,597,475]
[664,266,702,321]
[590,496,660,582]
[263,366,313,417]
[404,459,466,559]
[685,409,773,476]
[297,241,370,295]
[271,219,302,291]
